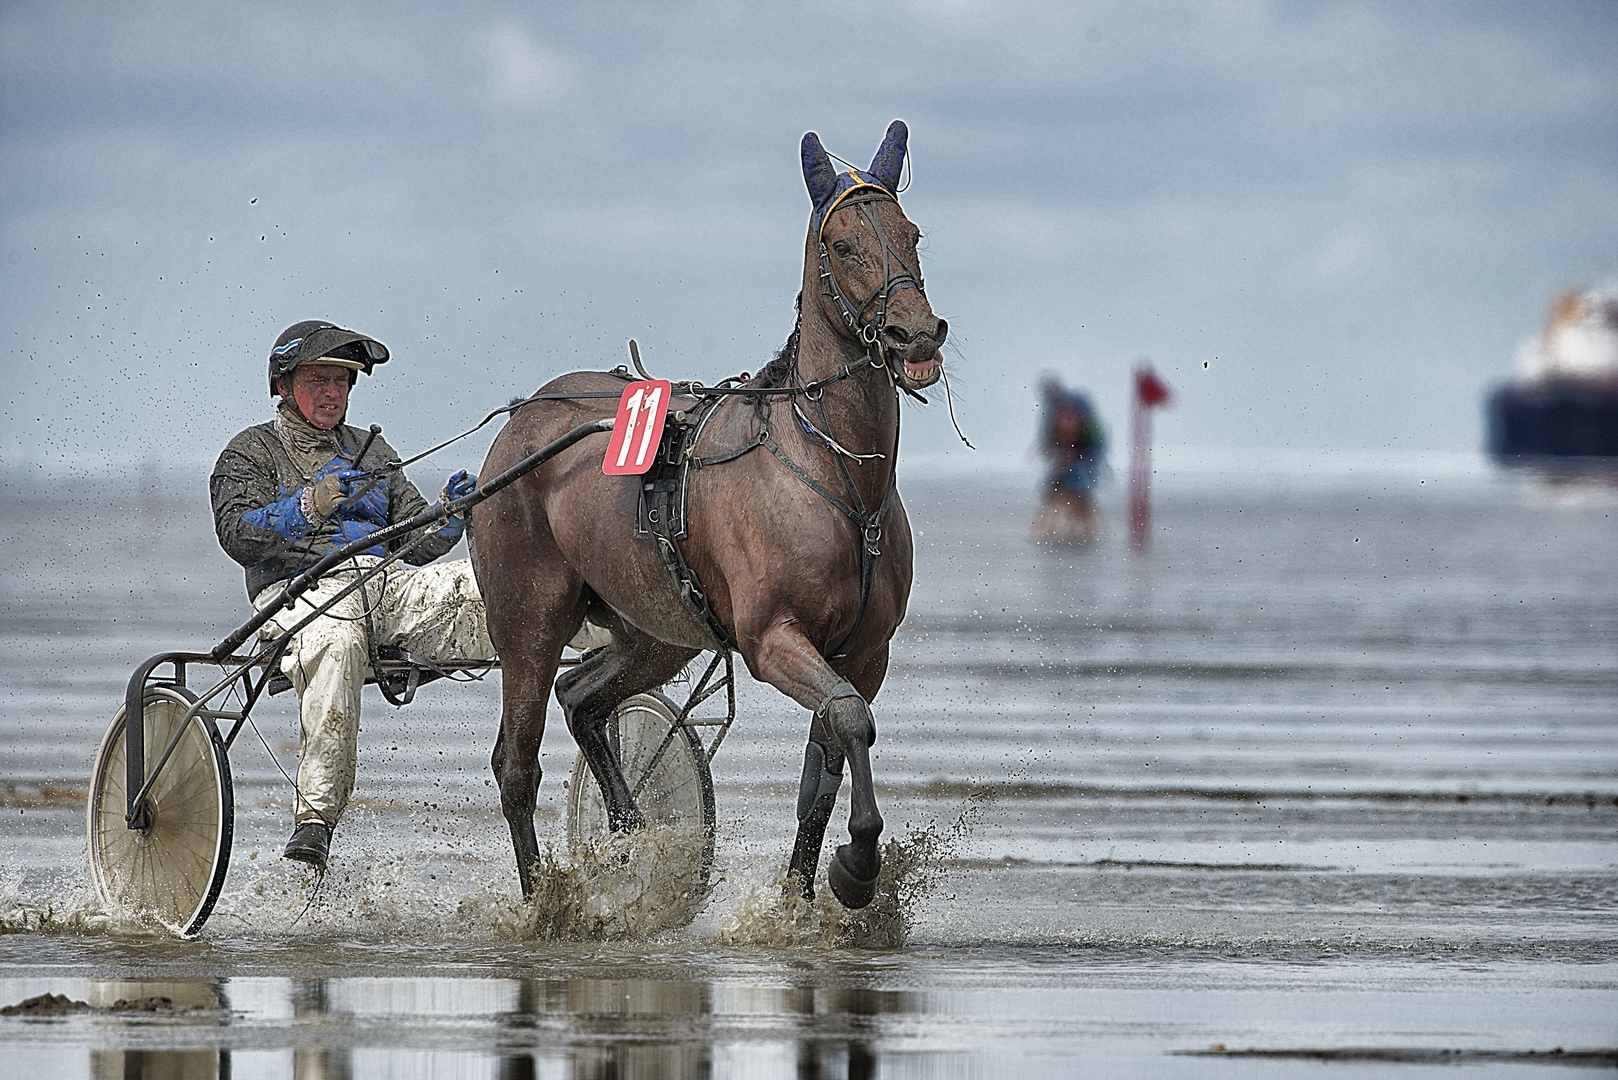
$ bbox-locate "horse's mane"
[750,293,803,390]
[751,338,795,389]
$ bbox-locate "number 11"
[614,385,664,469]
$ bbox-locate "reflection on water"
[45,974,914,1080]
[12,960,1611,1079]
[92,1051,228,1080]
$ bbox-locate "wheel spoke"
[567,692,715,913]
[88,689,231,934]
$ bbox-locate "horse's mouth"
[899,351,942,389]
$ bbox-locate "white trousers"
[254,557,494,829]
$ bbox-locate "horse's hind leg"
[487,580,581,899]
[491,693,550,899]
[555,625,699,832]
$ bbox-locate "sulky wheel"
[87,686,234,938]
[567,691,716,884]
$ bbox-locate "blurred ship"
[1486,284,1618,473]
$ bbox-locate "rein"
[335,189,941,667]
[364,351,898,485]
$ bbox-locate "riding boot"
[283,821,331,870]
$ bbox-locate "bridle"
[815,187,927,358]
[745,187,928,663]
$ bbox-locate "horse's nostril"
[935,318,948,344]
[881,324,912,345]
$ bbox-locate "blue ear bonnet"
[803,120,908,242]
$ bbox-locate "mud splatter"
[475,825,714,942]
[0,993,196,1017]
[718,798,982,949]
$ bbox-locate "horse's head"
[802,121,947,392]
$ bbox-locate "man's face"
[283,363,352,430]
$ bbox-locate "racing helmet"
[267,320,390,397]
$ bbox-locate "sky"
[2,0,1615,481]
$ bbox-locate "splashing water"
[714,873,818,949]
[1,887,118,936]
[0,863,158,937]
[718,801,981,949]
[480,825,714,942]
[6,786,981,948]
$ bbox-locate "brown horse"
[472,121,947,909]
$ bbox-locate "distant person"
[210,321,487,872]
[1030,376,1107,544]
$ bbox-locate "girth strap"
[632,332,902,667]
[652,533,737,653]
[640,394,739,653]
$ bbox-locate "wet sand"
[1,470,1615,1076]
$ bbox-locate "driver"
[210,321,494,872]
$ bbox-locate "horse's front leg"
[788,703,844,899]
[752,626,887,909]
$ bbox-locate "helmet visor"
[293,326,389,368]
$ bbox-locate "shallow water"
[1,469,1615,1077]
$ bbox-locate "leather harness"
[632,371,900,665]
[538,187,923,666]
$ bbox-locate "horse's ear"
[802,132,838,209]
[868,120,908,193]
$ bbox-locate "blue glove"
[243,491,316,540]
[436,470,475,541]
[443,469,476,505]
[327,469,389,526]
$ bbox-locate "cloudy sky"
[2,1,1615,479]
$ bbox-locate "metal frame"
[108,411,745,941]
[121,636,740,835]
[609,651,737,808]
[119,416,614,833]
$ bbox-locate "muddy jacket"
[211,419,460,598]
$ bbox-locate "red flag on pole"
[1136,367,1172,408]
[1129,363,1173,551]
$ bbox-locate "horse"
[471,121,947,910]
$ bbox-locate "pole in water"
[1128,362,1172,551]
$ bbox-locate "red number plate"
[601,380,672,475]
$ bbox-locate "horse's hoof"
[828,847,879,909]
[783,870,815,903]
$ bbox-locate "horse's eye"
[832,240,853,259]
